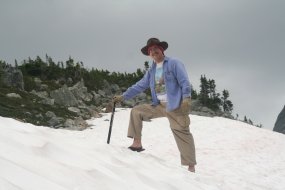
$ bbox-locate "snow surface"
[0,108,285,190]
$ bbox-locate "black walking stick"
[107,102,116,144]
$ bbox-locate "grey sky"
[1,0,284,129]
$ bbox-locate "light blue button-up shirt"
[123,56,191,112]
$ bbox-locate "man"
[113,38,196,172]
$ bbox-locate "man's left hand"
[181,97,191,113]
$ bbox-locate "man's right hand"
[112,95,124,103]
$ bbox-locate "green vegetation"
[198,75,233,113]
[18,55,144,92]
[0,86,77,125]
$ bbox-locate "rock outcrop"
[30,80,103,129]
[190,99,233,119]
[50,85,79,106]
[273,105,285,134]
[2,66,24,90]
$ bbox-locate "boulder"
[123,99,136,107]
[69,80,93,102]
[110,84,120,93]
[102,80,112,96]
[6,93,21,99]
[92,91,101,105]
[34,77,42,90]
[40,84,49,91]
[45,111,56,118]
[40,98,55,105]
[105,102,114,113]
[64,117,89,130]
[2,66,24,90]
[50,85,79,106]
[137,92,147,100]
[31,90,49,99]
[47,116,65,127]
[86,107,102,118]
[98,89,106,97]
[35,113,43,120]
[68,107,81,114]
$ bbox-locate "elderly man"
[113,38,196,172]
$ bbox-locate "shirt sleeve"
[122,70,151,100]
[172,59,192,98]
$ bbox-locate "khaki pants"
[127,103,197,166]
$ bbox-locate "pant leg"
[166,107,197,166]
[127,104,165,139]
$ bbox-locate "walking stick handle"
[107,102,116,144]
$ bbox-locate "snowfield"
[0,108,285,190]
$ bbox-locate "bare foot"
[188,165,195,173]
[129,138,142,148]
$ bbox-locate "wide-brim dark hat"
[141,38,168,56]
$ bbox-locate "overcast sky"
[1,0,284,130]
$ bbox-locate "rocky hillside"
[0,63,238,130]
[0,65,152,129]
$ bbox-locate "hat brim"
[141,41,168,56]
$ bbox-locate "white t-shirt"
[155,62,167,102]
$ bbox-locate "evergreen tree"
[75,62,82,81]
[136,68,144,78]
[198,75,222,111]
[66,56,75,68]
[221,90,233,113]
[144,61,149,73]
[65,56,77,83]
[60,61,64,69]
[199,75,210,105]
[191,86,198,99]
[248,119,253,125]
[256,124,263,128]
[14,59,18,68]
[244,116,248,123]
[0,60,5,86]
[208,79,216,99]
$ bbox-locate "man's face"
[148,45,164,62]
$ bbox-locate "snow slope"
[0,108,285,190]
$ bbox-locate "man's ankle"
[188,165,195,173]
[132,138,142,147]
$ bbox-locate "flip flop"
[128,146,145,152]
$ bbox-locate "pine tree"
[248,119,253,125]
[236,114,239,120]
[14,59,18,68]
[244,116,248,123]
[208,79,216,99]
[0,60,5,86]
[208,79,221,110]
[221,90,233,113]
[199,75,222,111]
[199,75,210,105]
[66,56,75,68]
[256,124,263,128]
[136,68,144,78]
[191,86,198,99]
[144,61,149,73]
